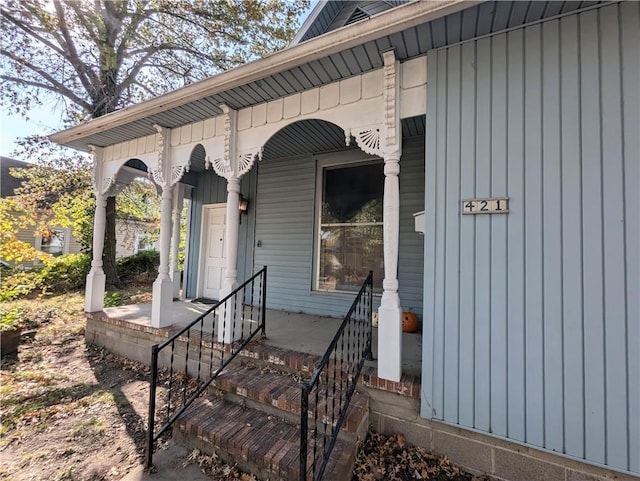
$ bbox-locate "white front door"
[199,204,226,299]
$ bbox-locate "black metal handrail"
[145,266,267,468]
[299,271,373,481]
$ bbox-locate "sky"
[0,2,317,162]
[0,104,65,160]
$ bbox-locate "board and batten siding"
[184,168,257,299]
[254,136,425,318]
[422,2,639,475]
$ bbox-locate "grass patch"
[70,416,107,437]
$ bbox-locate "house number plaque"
[461,197,509,214]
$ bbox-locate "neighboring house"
[51,2,638,480]
[0,156,83,263]
[115,218,159,258]
[1,156,157,264]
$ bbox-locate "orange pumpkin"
[402,311,419,333]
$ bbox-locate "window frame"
[35,226,71,258]
[134,231,156,254]
[312,150,383,294]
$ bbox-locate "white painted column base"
[216,284,243,343]
[170,267,181,300]
[152,185,174,328]
[85,268,106,313]
[85,192,107,313]
[170,184,184,300]
[151,277,174,327]
[377,294,403,382]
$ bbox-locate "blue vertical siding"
[421,2,639,474]
[253,137,425,318]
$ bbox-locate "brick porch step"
[174,396,356,481]
[211,362,369,443]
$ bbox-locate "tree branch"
[0,52,91,110]
[0,10,67,58]
[53,1,97,96]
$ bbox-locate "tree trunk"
[103,195,121,287]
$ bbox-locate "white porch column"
[151,185,174,327]
[217,176,242,343]
[222,177,241,292]
[378,154,403,381]
[376,50,403,382]
[85,193,107,312]
[170,183,184,299]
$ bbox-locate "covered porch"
[75,47,427,383]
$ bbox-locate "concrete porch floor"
[103,300,422,377]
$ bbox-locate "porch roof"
[50,0,599,152]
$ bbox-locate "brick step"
[211,362,369,443]
[233,341,422,402]
[174,396,356,481]
[236,342,323,376]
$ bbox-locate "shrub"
[38,253,91,293]
[116,250,159,283]
[0,306,28,331]
[0,254,90,301]
[103,292,122,308]
[0,270,42,302]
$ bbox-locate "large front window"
[316,159,384,293]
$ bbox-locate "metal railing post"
[300,385,309,481]
[367,271,374,361]
[146,344,159,469]
[261,266,267,339]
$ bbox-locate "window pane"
[318,225,383,292]
[322,163,383,224]
[41,229,65,257]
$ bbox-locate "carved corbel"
[344,125,383,157]
[382,50,401,156]
[168,161,190,186]
[88,144,103,194]
[150,124,171,186]
[237,147,263,177]
[207,104,262,179]
[101,174,118,196]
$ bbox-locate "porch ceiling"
[51,0,600,152]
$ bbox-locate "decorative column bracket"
[345,127,383,157]
[90,144,115,197]
[382,49,401,156]
[206,104,263,180]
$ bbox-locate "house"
[50,1,638,480]
[1,156,158,265]
[0,156,83,262]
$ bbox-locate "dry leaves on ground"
[353,432,491,481]
[184,449,258,480]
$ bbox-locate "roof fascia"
[50,0,478,149]
[289,1,329,46]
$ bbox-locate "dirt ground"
[1,291,488,481]
[1,292,153,481]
